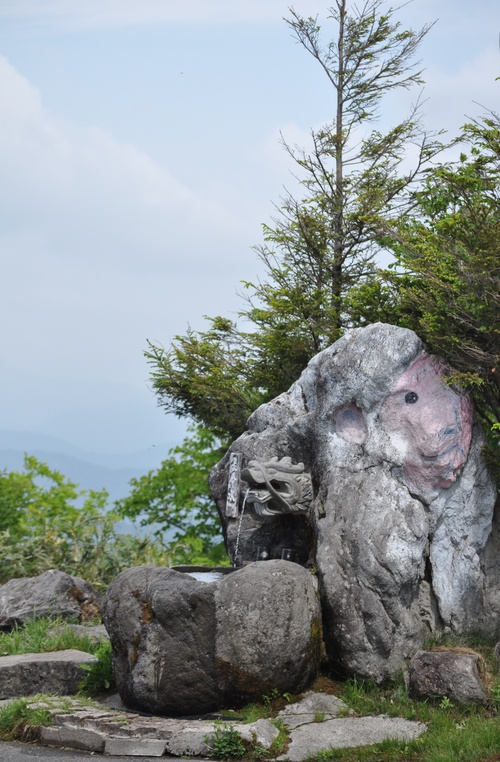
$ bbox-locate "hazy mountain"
[0,361,188,506]
[0,359,186,455]
[0,429,180,503]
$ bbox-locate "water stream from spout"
[233,487,250,568]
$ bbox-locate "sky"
[0,0,498,458]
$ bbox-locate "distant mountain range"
[0,429,179,504]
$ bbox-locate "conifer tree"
[147,1,441,440]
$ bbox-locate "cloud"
[0,55,243,265]
[0,0,327,29]
[0,55,255,390]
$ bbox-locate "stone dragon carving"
[240,456,312,517]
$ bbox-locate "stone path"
[1,691,426,759]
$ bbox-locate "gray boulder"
[102,561,322,716]
[409,650,487,704]
[215,560,321,704]
[0,570,101,630]
[102,565,218,716]
[209,323,498,682]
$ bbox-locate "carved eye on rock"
[334,403,368,444]
[405,391,418,404]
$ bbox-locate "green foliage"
[490,680,500,709]
[0,524,172,593]
[206,723,246,760]
[146,325,264,441]
[79,639,114,696]
[0,454,96,539]
[0,698,53,742]
[0,616,106,657]
[115,424,228,565]
[0,468,33,535]
[0,616,114,698]
[0,441,229,588]
[262,688,279,706]
[0,455,173,590]
[439,696,454,711]
[147,0,441,440]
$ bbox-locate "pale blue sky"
[0,0,498,456]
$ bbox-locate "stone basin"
[171,565,235,583]
[102,561,322,716]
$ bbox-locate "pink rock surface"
[380,355,472,494]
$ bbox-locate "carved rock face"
[209,323,498,682]
[379,356,473,496]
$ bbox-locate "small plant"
[78,639,115,696]
[262,687,280,707]
[490,679,500,709]
[247,741,269,761]
[205,722,246,760]
[267,720,290,759]
[314,710,326,723]
[439,695,454,710]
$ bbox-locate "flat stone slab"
[17,694,426,759]
[105,737,167,756]
[40,725,106,752]
[0,650,97,699]
[46,624,109,644]
[24,696,281,756]
[277,691,350,728]
[278,716,427,761]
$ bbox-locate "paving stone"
[167,725,215,757]
[237,719,280,748]
[277,691,350,728]
[40,725,106,752]
[19,690,427,760]
[105,736,168,756]
[278,716,427,761]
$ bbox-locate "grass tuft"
[0,697,53,742]
[0,616,114,698]
[0,616,105,657]
[78,639,115,696]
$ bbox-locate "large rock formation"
[209,323,498,681]
[102,561,322,716]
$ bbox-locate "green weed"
[262,688,280,707]
[439,695,454,710]
[78,639,115,696]
[205,723,246,759]
[0,697,53,742]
